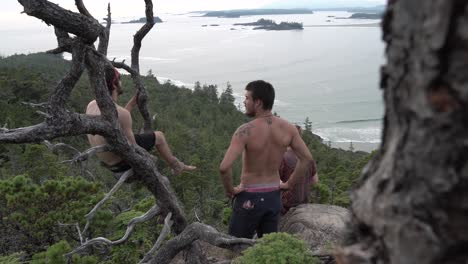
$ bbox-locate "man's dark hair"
[245,80,275,110]
[105,66,119,94]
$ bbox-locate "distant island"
[348,13,382,19]
[335,13,382,20]
[234,18,303,31]
[121,16,163,24]
[201,9,313,18]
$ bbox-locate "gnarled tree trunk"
[2,1,255,263]
[341,1,468,263]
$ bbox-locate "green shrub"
[0,252,23,264]
[235,233,318,264]
[31,241,98,264]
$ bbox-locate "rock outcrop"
[279,204,349,253]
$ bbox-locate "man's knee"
[154,131,166,145]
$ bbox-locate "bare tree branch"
[150,223,255,264]
[35,110,51,118]
[68,205,161,256]
[75,0,93,19]
[82,169,134,235]
[98,3,112,55]
[131,0,155,73]
[140,213,174,263]
[48,27,73,54]
[113,61,153,131]
[11,1,204,262]
[58,222,85,244]
[43,140,81,156]
[18,0,102,43]
[21,102,48,108]
[0,114,110,144]
[62,144,110,164]
[47,43,86,115]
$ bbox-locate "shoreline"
[304,22,380,27]
[331,141,379,153]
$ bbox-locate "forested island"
[348,13,382,19]
[200,8,313,18]
[234,18,304,30]
[0,53,372,263]
[121,16,163,24]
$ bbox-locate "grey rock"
[279,204,349,252]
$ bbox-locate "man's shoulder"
[86,100,96,108]
[274,117,295,131]
[234,121,255,138]
[115,104,130,115]
[85,100,97,113]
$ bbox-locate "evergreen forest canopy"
[0,53,372,262]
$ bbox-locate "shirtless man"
[86,66,196,174]
[219,80,313,238]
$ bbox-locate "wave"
[314,126,381,143]
[157,77,194,89]
[335,118,382,124]
[141,56,178,63]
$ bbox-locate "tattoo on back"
[235,123,254,137]
[266,117,272,125]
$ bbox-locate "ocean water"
[0,11,385,145]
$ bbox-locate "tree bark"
[18,0,102,43]
[6,1,253,263]
[342,1,468,263]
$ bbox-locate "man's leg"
[229,192,260,238]
[153,131,196,174]
[257,190,281,238]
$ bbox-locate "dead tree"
[2,1,253,263]
[340,1,468,263]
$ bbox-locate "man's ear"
[254,99,263,109]
[112,81,118,91]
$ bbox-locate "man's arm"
[118,108,137,145]
[280,128,313,190]
[219,124,249,198]
[311,172,319,185]
[310,159,319,185]
[124,94,138,113]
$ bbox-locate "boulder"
[279,204,349,253]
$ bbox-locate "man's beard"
[245,110,255,118]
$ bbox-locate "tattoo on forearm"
[235,123,254,137]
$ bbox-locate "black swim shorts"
[229,189,281,239]
[104,132,156,173]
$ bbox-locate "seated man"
[86,66,196,174]
[279,125,318,215]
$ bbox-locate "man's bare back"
[86,100,132,166]
[220,85,312,197]
[237,116,297,186]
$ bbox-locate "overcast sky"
[3,0,385,21]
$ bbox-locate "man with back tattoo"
[219,80,314,238]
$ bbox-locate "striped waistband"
[241,183,280,193]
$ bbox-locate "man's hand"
[280,180,289,191]
[125,93,138,112]
[226,185,244,199]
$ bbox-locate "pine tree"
[349,141,355,152]
[219,82,235,105]
[304,117,312,132]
